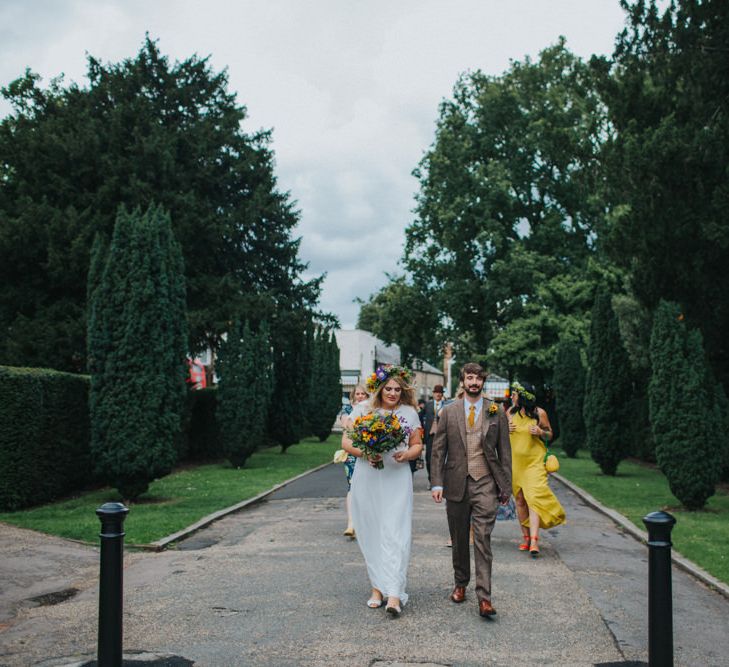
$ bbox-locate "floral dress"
[341,404,357,488]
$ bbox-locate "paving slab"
[0,466,727,666]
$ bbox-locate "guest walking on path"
[430,362,512,618]
[341,365,423,617]
[507,381,566,557]
[422,384,448,486]
[339,384,370,538]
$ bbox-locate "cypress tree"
[307,329,342,441]
[299,321,316,436]
[649,301,720,509]
[553,340,586,458]
[583,288,633,475]
[217,320,267,468]
[325,331,343,435]
[88,204,188,500]
[257,321,275,441]
[269,315,308,452]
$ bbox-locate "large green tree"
[598,0,729,390]
[88,204,188,499]
[356,275,440,365]
[365,41,605,384]
[0,37,320,372]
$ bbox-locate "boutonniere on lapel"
[488,403,498,415]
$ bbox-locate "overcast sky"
[1,0,628,327]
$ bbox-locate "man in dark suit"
[422,384,447,485]
[430,362,512,618]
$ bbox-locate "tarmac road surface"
[1,463,728,666]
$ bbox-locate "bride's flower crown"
[366,364,413,393]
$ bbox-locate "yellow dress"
[510,410,566,530]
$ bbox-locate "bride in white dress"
[341,365,423,617]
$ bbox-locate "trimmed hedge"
[0,368,223,511]
[0,366,92,510]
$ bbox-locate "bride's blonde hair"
[371,374,417,409]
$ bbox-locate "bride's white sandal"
[367,589,384,608]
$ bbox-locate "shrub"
[0,366,91,510]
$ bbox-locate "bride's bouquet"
[348,411,409,470]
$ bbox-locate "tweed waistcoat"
[465,406,489,480]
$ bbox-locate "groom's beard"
[465,385,482,397]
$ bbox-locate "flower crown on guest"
[511,381,535,402]
[366,364,414,393]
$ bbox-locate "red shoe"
[530,535,540,557]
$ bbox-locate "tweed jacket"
[430,398,512,502]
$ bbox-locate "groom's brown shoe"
[478,599,496,617]
[450,586,466,603]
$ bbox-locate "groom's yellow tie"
[468,405,475,427]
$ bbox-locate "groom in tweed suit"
[430,362,512,617]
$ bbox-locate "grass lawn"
[0,436,341,546]
[554,448,729,586]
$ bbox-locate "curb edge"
[552,472,729,602]
[141,460,334,551]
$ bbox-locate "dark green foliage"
[600,0,729,391]
[183,388,222,461]
[583,288,633,475]
[553,341,586,458]
[359,41,601,383]
[648,301,721,509]
[88,204,188,500]
[709,381,729,483]
[217,321,272,467]
[299,322,316,436]
[268,314,309,452]
[0,366,91,510]
[612,293,655,461]
[356,276,440,366]
[307,329,342,442]
[0,37,320,371]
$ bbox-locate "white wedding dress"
[349,401,420,605]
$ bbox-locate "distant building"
[484,373,510,402]
[411,359,446,402]
[334,328,445,404]
[335,329,401,405]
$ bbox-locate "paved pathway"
[1,465,728,666]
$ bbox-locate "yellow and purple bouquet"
[348,411,409,470]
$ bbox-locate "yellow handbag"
[543,438,560,473]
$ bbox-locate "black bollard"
[96,502,129,667]
[642,510,676,667]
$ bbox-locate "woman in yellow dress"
[508,381,565,557]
